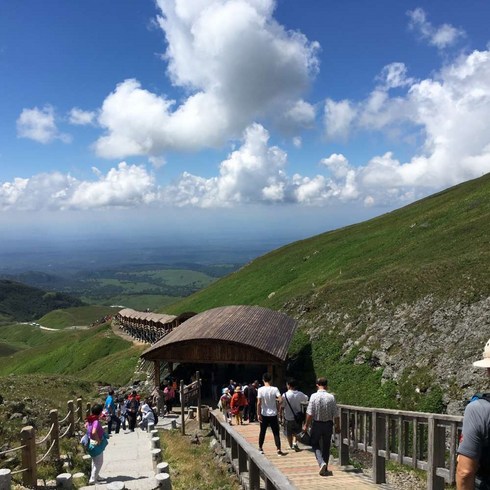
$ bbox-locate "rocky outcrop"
[287,292,490,415]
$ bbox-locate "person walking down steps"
[84,404,109,485]
[257,372,283,455]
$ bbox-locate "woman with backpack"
[85,404,108,485]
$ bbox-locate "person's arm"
[91,421,102,443]
[456,454,478,490]
[303,413,312,432]
[257,398,262,421]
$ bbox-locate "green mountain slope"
[0,280,84,323]
[164,174,490,413]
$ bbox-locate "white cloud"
[324,98,357,140]
[16,105,71,144]
[94,0,319,158]
[377,62,415,89]
[0,163,157,211]
[279,99,316,131]
[68,107,97,126]
[292,136,302,148]
[407,8,465,49]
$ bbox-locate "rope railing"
[0,444,26,457]
[36,439,57,465]
[59,424,72,439]
[2,399,83,488]
[35,423,55,445]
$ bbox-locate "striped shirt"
[306,390,338,422]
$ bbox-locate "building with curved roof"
[141,305,298,390]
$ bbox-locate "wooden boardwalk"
[232,421,390,489]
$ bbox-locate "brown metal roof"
[141,305,297,364]
[118,308,176,325]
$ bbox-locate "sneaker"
[277,449,284,455]
[292,444,301,452]
[88,480,95,485]
[325,470,333,477]
[259,447,264,454]
[319,463,328,476]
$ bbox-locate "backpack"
[467,393,490,406]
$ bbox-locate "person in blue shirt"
[104,389,121,435]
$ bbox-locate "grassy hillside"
[0,280,84,323]
[38,305,120,329]
[163,174,490,411]
[0,322,144,385]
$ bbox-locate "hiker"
[257,372,283,455]
[163,383,175,415]
[118,395,128,430]
[281,378,309,452]
[246,380,259,422]
[104,389,120,435]
[85,404,108,485]
[152,383,165,416]
[126,390,140,432]
[219,387,232,424]
[139,397,155,431]
[230,386,248,425]
[457,338,490,489]
[303,377,340,476]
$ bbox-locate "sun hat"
[473,338,490,368]
[222,387,229,394]
[234,386,242,392]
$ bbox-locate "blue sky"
[1,0,490,245]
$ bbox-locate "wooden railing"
[338,404,464,490]
[210,411,297,490]
[0,398,89,487]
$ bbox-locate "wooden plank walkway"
[232,421,390,489]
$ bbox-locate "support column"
[154,360,161,389]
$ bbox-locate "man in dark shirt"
[457,338,490,489]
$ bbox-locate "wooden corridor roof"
[141,305,298,365]
[118,308,176,324]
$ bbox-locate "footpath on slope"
[79,428,155,490]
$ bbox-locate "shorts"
[285,419,302,436]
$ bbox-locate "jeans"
[107,415,120,434]
[310,420,333,468]
[258,415,281,450]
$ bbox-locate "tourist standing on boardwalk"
[163,383,175,414]
[457,338,490,490]
[303,377,340,476]
[281,379,309,451]
[85,404,108,485]
[257,372,283,455]
[247,380,259,422]
[230,386,248,425]
[104,389,121,435]
[219,388,232,423]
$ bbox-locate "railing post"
[67,400,75,437]
[248,457,260,490]
[20,426,37,488]
[339,407,350,466]
[76,398,83,424]
[427,416,446,490]
[238,446,247,474]
[372,411,386,484]
[180,380,185,435]
[397,416,404,464]
[50,409,60,461]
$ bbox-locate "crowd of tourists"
[218,373,340,477]
[82,381,177,485]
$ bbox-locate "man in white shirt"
[303,377,340,476]
[257,372,283,455]
[281,378,309,451]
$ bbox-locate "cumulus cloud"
[324,98,357,140]
[16,105,71,144]
[0,163,157,211]
[407,8,465,49]
[68,107,97,126]
[94,0,319,158]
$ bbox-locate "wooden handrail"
[338,404,463,490]
[210,411,297,490]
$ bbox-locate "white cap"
[473,338,490,368]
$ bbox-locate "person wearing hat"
[219,387,232,424]
[231,386,248,425]
[457,338,490,489]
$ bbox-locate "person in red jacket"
[230,386,248,425]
